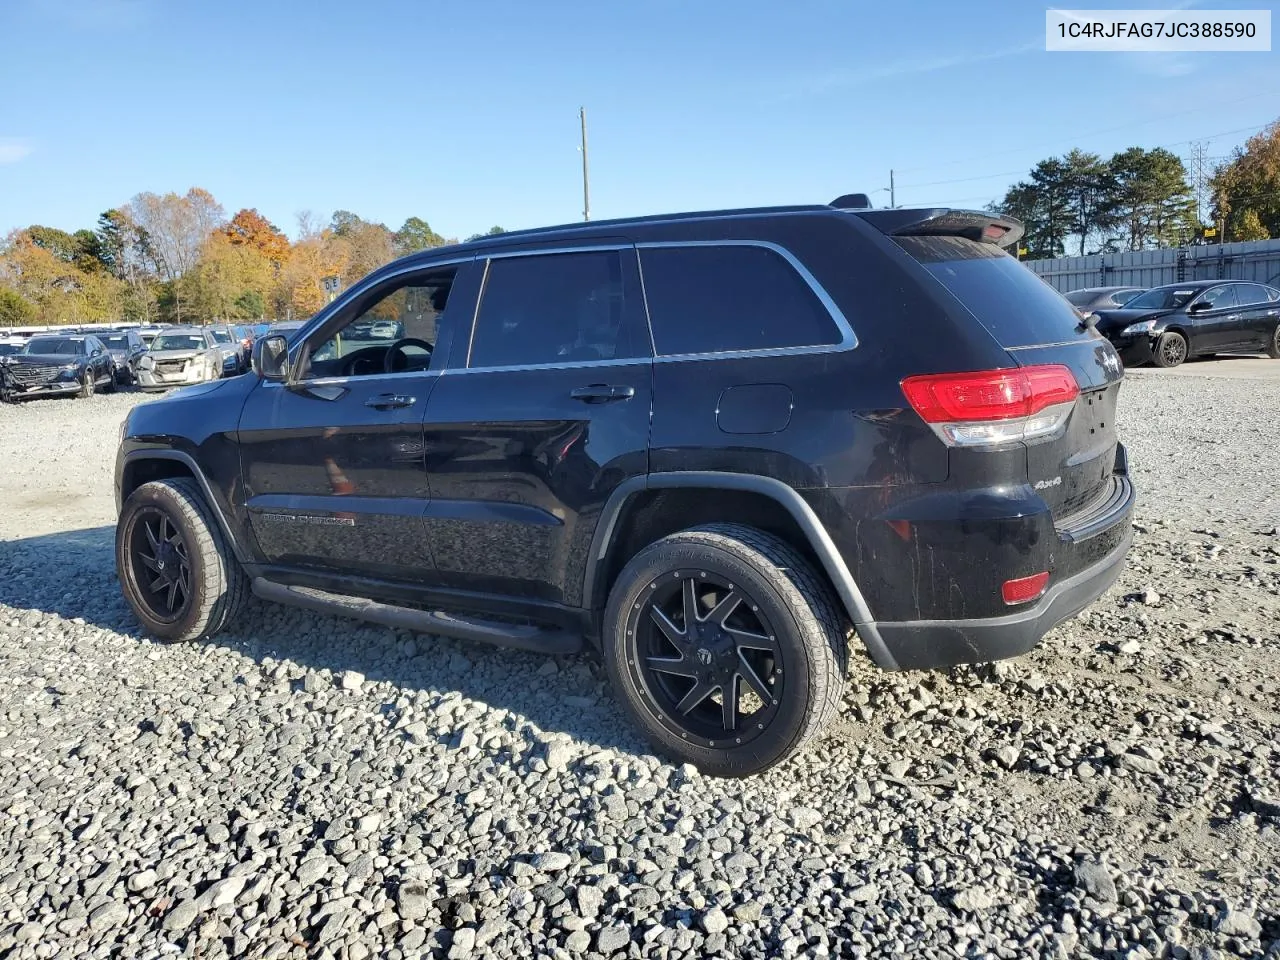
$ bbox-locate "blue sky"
[1,0,1277,240]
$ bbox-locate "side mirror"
[1188,301,1211,314]
[252,334,290,381]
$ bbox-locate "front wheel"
[116,478,248,642]
[603,523,848,777]
[1266,325,1280,359]
[78,371,95,398]
[1153,331,1188,368]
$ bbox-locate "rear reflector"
[1002,571,1049,605]
[900,364,1079,447]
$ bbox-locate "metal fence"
[1026,238,1280,293]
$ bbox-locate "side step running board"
[250,578,582,655]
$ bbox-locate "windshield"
[152,334,207,351]
[209,329,232,343]
[1124,286,1199,310]
[23,337,83,355]
[101,335,130,349]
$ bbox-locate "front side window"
[639,244,842,356]
[469,250,645,368]
[1194,285,1235,311]
[303,268,456,379]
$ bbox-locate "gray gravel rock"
[0,369,1278,959]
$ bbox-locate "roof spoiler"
[846,207,1025,249]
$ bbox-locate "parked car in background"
[2,333,116,399]
[205,324,247,374]
[1093,280,1280,367]
[266,320,305,341]
[136,325,167,348]
[1064,286,1146,314]
[369,319,404,339]
[113,198,1135,775]
[135,328,226,391]
[231,324,256,367]
[98,329,148,384]
[0,337,25,357]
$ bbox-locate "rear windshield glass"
[895,236,1090,348]
[1064,290,1095,307]
[101,335,129,348]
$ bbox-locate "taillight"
[901,364,1079,447]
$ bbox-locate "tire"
[103,368,117,393]
[116,477,249,643]
[78,370,95,398]
[603,523,848,777]
[1267,325,1280,360]
[1153,331,1188,368]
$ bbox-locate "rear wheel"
[603,523,848,777]
[116,478,248,642]
[1266,325,1280,359]
[1153,331,1187,368]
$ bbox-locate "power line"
[892,120,1274,199]
[893,90,1278,175]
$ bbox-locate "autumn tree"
[0,288,37,326]
[221,208,290,263]
[395,216,445,254]
[181,233,276,321]
[1211,120,1280,241]
[126,187,226,321]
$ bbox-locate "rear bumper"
[871,519,1132,669]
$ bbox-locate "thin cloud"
[766,41,1041,104]
[26,0,150,30]
[0,139,34,164]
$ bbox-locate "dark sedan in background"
[98,329,148,384]
[1064,286,1146,314]
[1093,280,1280,367]
[0,334,116,400]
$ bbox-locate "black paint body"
[116,204,1137,670]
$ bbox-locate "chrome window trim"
[465,244,648,371]
[261,368,441,389]
[444,357,650,376]
[633,239,858,362]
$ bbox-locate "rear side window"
[1231,283,1268,306]
[639,244,842,356]
[470,250,647,368]
[894,235,1090,348]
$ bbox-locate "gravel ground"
[0,373,1278,960]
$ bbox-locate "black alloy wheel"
[626,570,783,749]
[125,508,193,623]
[1154,331,1187,368]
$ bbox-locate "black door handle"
[570,384,635,403]
[365,393,416,410]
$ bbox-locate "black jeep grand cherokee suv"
[114,198,1134,775]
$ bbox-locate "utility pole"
[889,169,895,209]
[580,107,591,222]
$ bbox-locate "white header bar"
[1047,9,1271,51]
